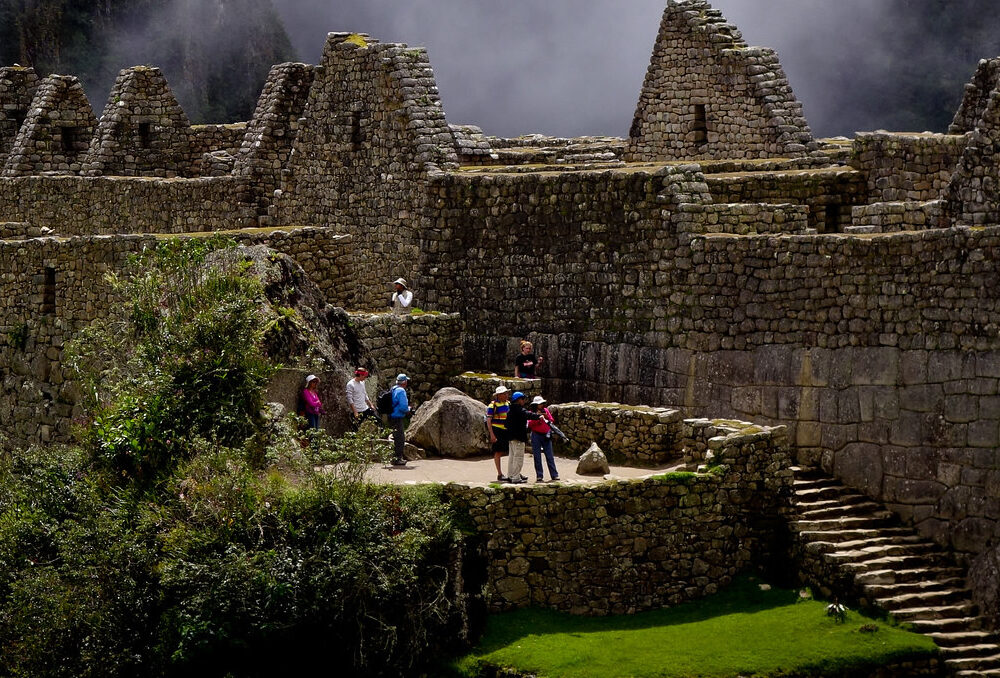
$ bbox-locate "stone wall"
[348,311,465,404]
[674,202,809,235]
[449,373,543,404]
[547,402,684,465]
[0,175,256,234]
[625,0,815,162]
[946,88,1000,227]
[851,132,967,204]
[444,418,792,615]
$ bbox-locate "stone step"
[791,514,896,532]
[864,578,967,599]
[823,541,939,563]
[798,500,891,520]
[840,553,954,574]
[876,588,974,611]
[944,654,1000,671]
[929,630,1000,647]
[793,494,872,511]
[805,534,929,554]
[855,566,966,586]
[797,527,914,543]
[890,603,978,622]
[793,484,852,502]
[940,643,1000,659]
[955,669,1000,677]
[907,616,983,633]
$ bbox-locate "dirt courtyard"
[365,452,685,487]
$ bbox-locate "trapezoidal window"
[11,109,26,131]
[693,104,708,149]
[138,122,152,149]
[350,111,362,150]
[42,267,56,314]
[825,204,841,233]
[59,126,85,158]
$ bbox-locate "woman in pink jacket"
[527,395,559,482]
[301,374,324,429]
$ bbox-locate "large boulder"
[406,387,489,458]
[970,544,1000,628]
[577,442,610,475]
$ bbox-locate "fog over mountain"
[272,0,976,139]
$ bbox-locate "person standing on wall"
[390,277,413,315]
[389,373,412,466]
[301,374,323,430]
[528,395,560,482]
[514,339,543,379]
[346,368,380,430]
[505,391,545,484]
[486,385,511,482]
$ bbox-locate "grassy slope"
[450,578,938,678]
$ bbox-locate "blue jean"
[306,412,321,430]
[531,431,558,479]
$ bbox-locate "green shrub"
[0,241,469,677]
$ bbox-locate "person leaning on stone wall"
[514,339,543,379]
[389,277,413,315]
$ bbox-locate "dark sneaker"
[519,474,528,481]
[509,477,527,485]
[551,477,560,482]
[497,475,510,482]
[391,459,407,467]
[536,478,545,483]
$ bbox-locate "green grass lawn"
[447,578,938,678]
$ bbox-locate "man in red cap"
[346,368,380,429]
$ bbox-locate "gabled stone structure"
[949,57,1000,135]
[0,67,40,161]
[272,32,458,307]
[625,0,816,162]
[84,66,192,177]
[233,62,316,217]
[2,75,96,176]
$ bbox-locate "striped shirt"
[486,399,509,429]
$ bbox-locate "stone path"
[365,453,682,487]
[791,466,1000,677]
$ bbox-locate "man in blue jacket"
[390,373,412,466]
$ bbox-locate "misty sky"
[271,0,956,139]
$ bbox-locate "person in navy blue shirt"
[389,373,412,466]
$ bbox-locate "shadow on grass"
[473,576,798,654]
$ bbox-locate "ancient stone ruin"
[1,0,999,672]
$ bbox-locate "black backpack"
[376,389,394,415]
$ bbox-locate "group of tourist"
[485,386,560,484]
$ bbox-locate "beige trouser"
[507,439,526,479]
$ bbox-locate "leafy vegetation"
[447,577,938,678]
[0,240,467,677]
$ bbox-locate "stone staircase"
[790,466,1000,677]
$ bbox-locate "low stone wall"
[444,419,792,615]
[849,200,947,233]
[851,132,967,203]
[704,167,867,233]
[0,175,257,235]
[349,311,464,405]
[449,372,543,405]
[675,202,810,236]
[547,402,684,465]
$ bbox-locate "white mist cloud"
[270,0,961,138]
